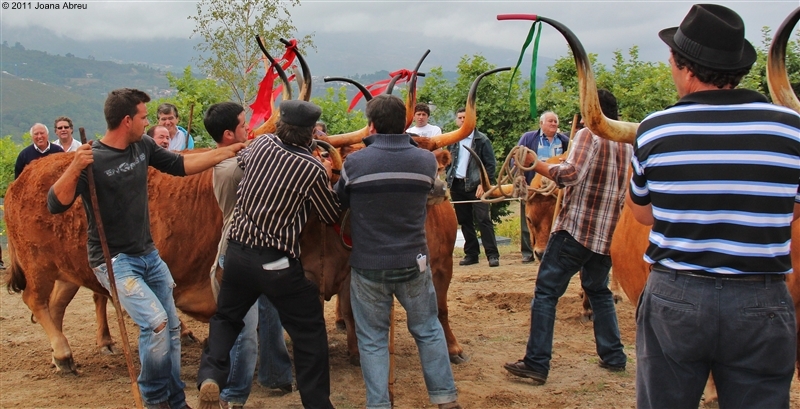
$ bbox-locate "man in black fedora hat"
[626,4,800,408]
[197,100,341,409]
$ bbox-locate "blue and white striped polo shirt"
[630,89,800,274]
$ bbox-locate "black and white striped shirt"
[228,134,341,258]
[630,89,800,274]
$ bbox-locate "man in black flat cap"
[627,4,800,408]
[197,100,341,409]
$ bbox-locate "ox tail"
[5,241,27,294]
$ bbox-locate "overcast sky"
[1,1,798,73]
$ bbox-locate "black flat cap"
[279,100,322,127]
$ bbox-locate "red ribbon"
[348,69,415,112]
[332,223,352,246]
[248,39,299,130]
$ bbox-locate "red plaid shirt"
[547,128,632,255]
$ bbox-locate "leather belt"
[652,264,785,282]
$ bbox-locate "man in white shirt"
[405,103,442,137]
[52,116,81,152]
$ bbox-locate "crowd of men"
[6,3,799,408]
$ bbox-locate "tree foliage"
[146,66,231,148]
[741,27,800,98]
[311,86,367,135]
[190,0,312,112]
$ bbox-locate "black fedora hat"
[659,4,756,71]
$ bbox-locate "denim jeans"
[93,250,186,408]
[257,294,293,388]
[219,303,258,405]
[350,266,458,409]
[198,243,332,409]
[524,230,626,376]
[636,267,796,408]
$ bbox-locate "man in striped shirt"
[197,100,340,409]
[504,90,630,385]
[627,4,800,408]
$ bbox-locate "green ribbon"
[507,19,542,120]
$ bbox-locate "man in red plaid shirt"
[504,89,631,385]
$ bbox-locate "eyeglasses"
[56,126,72,130]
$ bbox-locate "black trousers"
[197,243,333,409]
[450,179,499,259]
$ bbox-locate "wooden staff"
[184,103,195,150]
[79,128,143,409]
[551,114,580,228]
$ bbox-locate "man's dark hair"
[414,102,431,116]
[367,94,406,134]
[597,89,619,120]
[456,107,466,115]
[671,50,751,89]
[157,103,179,118]
[54,116,73,130]
[315,121,327,133]
[204,102,244,143]
[146,125,168,138]
[104,88,151,130]
[276,121,314,146]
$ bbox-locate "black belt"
[652,264,785,282]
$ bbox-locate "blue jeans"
[636,267,796,408]
[350,266,457,409]
[93,250,186,408]
[257,294,294,388]
[524,231,626,376]
[219,303,258,405]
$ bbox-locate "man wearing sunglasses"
[52,116,81,153]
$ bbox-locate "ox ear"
[434,149,451,171]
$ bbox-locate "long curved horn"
[768,7,800,113]
[324,77,374,103]
[497,14,638,144]
[406,50,431,128]
[280,38,312,102]
[251,36,293,136]
[415,67,510,151]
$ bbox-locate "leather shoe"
[598,359,626,372]
[459,256,478,266]
[503,360,546,384]
[488,256,500,267]
[521,255,534,264]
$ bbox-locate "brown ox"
[4,147,465,373]
[524,155,564,260]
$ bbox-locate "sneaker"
[598,359,626,372]
[458,256,479,266]
[198,380,221,409]
[503,360,547,385]
[488,256,500,267]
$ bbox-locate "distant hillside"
[0,42,170,140]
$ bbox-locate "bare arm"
[626,191,654,226]
[182,143,246,175]
[51,143,93,206]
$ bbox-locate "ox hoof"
[335,320,347,332]
[181,332,200,344]
[449,352,470,365]
[581,312,594,323]
[98,344,117,355]
[349,355,361,367]
[51,355,78,374]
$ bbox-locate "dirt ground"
[3,247,800,409]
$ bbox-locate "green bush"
[0,134,27,198]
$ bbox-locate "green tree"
[311,86,367,135]
[190,0,312,113]
[146,66,231,147]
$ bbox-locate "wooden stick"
[389,299,396,405]
[551,114,580,228]
[79,128,143,409]
[185,103,195,150]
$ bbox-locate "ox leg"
[48,280,80,333]
[431,265,467,364]
[22,285,78,374]
[338,274,360,366]
[334,295,347,332]
[180,317,200,344]
[91,293,116,354]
